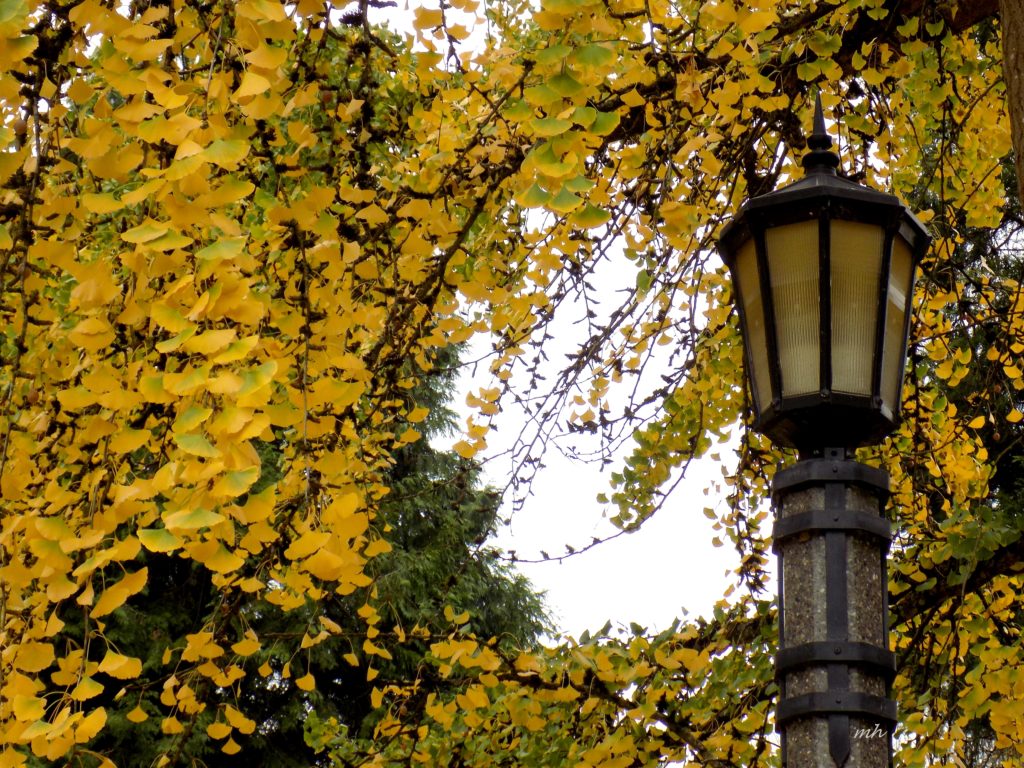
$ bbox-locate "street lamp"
[718,97,931,767]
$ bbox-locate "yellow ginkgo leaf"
[452,440,477,459]
[108,429,151,454]
[14,642,55,672]
[68,317,115,352]
[234,71,271,99]
[207,721,232,740]
[12,694,45,721]
[224,706,256,734]
[74,707,107,743]
[364,538,393,557]
[81,192,123,214]
[232,637,261,657]
[71,676,104,701]
[97,651,142,680]
[91,568,148,618]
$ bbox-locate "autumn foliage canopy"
[0,0,1023,765]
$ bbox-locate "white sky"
[486,439,740,638]
[453,261,746,639]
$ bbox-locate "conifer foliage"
[59,349,547,768]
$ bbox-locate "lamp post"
[718,97,931,767]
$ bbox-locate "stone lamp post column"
[773,448,896,767]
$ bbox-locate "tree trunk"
[1001,0,1024,204]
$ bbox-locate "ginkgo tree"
[3,0,1024,765]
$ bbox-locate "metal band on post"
[773,510,892,551]
[772,450,895,768]
[775,642,896,680]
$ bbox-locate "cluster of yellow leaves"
[307,598,776,767]
[449,0,1024,763]
[0,0,530,761]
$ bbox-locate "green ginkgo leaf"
[164,507,225,530]
[548,187,583,214]
[536,44,572,66]
[174,432,221,458]
[531,117,573,137]
[173,405,213,434]
[572,106,597,128]
[591,111,621,136]
[529,142,576,178]
[121,220,168,244]
[139,528,182,553]
[515,183,551,208]
[196,238,245,261]
[572,204,611,229]
[563,175,595,193]
[549,73,584,98]
[572,43,614,68]
[524,84,561,108]
[503,99,533,122]
[204,139,250,168]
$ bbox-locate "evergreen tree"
[51,347,546,768]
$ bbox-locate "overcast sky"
[453,329,747,638]
[487,445,741,638]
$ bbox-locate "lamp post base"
[773,448,896,768]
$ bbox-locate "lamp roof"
[719,98,931,259]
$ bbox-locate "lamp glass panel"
[767,220,820,397]
[734,239,772,413]
[830,220,885,395]
[880,236,914,413]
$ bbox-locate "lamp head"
[718,96,930,451]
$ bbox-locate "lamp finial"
[802,93,841,173]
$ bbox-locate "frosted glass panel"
[734,240,772,412]
[831,220,884,395]
[767,221,820,397]
[880,237,914,412]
